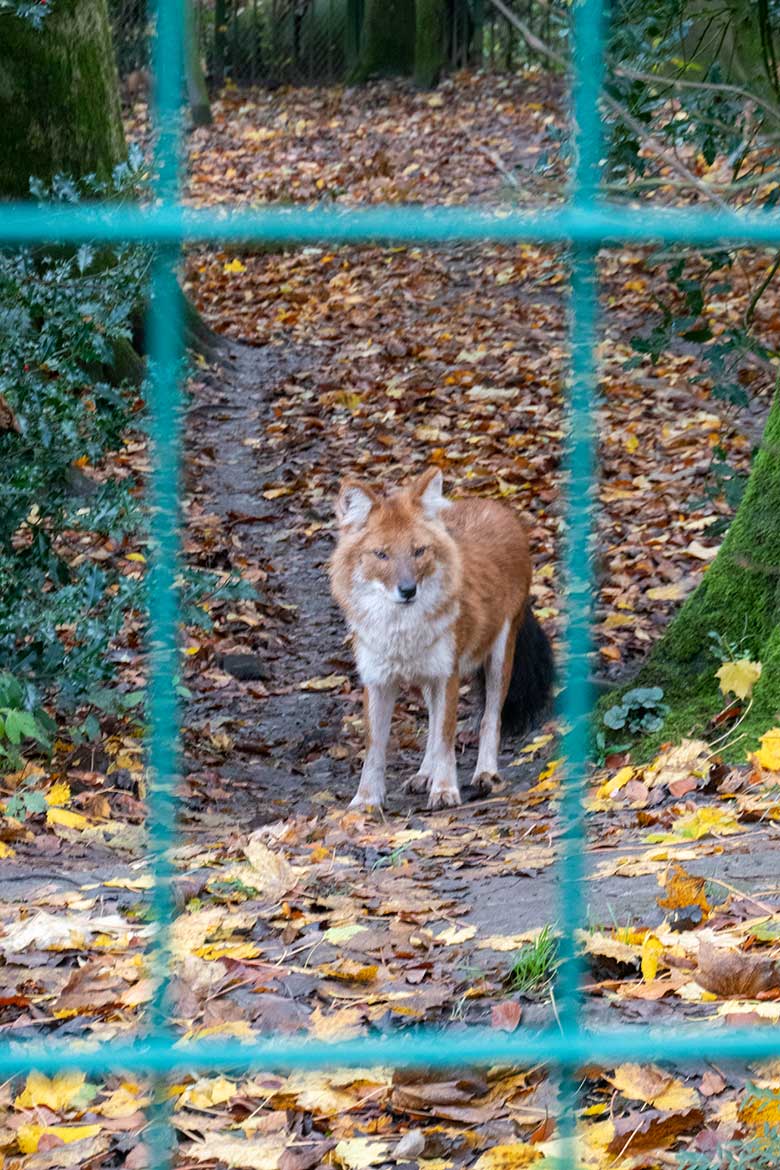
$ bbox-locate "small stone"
[219,652,267,680]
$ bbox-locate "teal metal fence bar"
[2,0,779,1165]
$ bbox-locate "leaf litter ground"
[3,74,780,1169]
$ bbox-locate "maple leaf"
[716,658,762,700]
[17,1123,102,1154]
[15,1070,95,1111]
[752,727,780,770]
[223,258,247,274]
[610,1064,699,1111]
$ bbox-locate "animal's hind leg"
[406,684,434,793]
[472,618,517,791]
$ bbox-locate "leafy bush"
[0,159,251,752]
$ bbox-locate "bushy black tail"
[501,605,555,735]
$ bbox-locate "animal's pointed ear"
[413,467,448,519]
[336,479,377,529]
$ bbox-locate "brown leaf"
[657,864,710,918]
[607,1107,705,1155]
[491,1000,522,1032]
[694,939,780,998]
[699,1070,727,1097]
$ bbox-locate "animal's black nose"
[398,582,417,602]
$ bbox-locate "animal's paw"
[470,771,499,796]
[348,791,384,812]
[405,771,431,793]
[427,784,461,810]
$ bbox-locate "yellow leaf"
[595,765,634,801]
[299,673,348,691]
[739,1088,780,1135]
[610,1064,699,1111]
[334,1137,392,1169]
[15,1070,87,1111]
[244,836,297,899]
[624,434,639,454]
[317,959,378,983]
[641,933,664,981]
[18,1124,101,1154]
[188,1133,286,1168]
[473,1145,541,1170]
[716,658,762,700]
[0,840,15,859]
[46,781,70,807]
[104,875,154,891]
[177,1076,238,1111]
[97,1083,151,1118]
[223,258,247,274]
[435,924,477,946]
[537,757,564,783]
[752,727,780,771]
[646,806,745,843]
[195,941,262,961]
[46,806,89,830]
[126,552,146,563]
[185,1021,255,1043]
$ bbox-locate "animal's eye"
[373,549,389,561]
[413,546,427,558]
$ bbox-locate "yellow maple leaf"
[752,727,780,771]
[716,658,762,700]
[15,1070,87,1111]
[18,1124,102,1154]
[46,780,70,807]
[646,806,745,843]
[610,1064,699,1111]
[223,258,246,274]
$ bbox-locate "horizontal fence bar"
[2,203,780,246]
[2,1027,779,1076]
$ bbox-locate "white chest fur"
[349,574,456,686]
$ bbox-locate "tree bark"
[616,385,780,757]
[186,0,213,127]
[415,0,445,88]
[0,0,126,198]
[352,0,415,80]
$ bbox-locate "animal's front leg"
[407,684,434,793]
[427,673,461,810]
[350,681,397,810]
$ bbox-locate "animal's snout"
[397,580,417,603]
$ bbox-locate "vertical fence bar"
[557,0,605,1161]
[147,0,186,1165]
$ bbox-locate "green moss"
[414,0,445,88]
[602,387,780,760]
[0,0,125,197]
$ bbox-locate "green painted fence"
[3,1,779,1167]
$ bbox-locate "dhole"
[330,467,553,809]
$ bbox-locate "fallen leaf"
[716,658,762,700]
[610,1064,699,1111]
[298,673,349,691]
[189,1133,286,1168]
[334,1137,391,1169]
[472,1144,541,1169]
[18,1125,102,1155]
[694,939,780,998]
[752,728,780,771]
[15,1071,93,1111]
[491,1000,522,1032]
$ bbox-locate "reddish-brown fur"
[329,468,534,809]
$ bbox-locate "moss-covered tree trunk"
[0,0,126,198]
[625,385,780,756]
[353,0,415,80]
[415,0,445,87]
